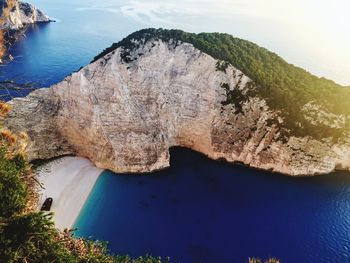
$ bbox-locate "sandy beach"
[35,157,103,230]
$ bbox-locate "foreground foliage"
[94,28,350,140]
[0,0,18,60]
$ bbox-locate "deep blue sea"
[74,148,350,263]
[2,1,350,262]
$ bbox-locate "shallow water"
[75,148,350,263]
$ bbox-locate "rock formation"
[4,33,350,176]
[0,0,50,30]
[0,0,51,60]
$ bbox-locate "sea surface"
[2,1,350,262]
[75,148,350,263]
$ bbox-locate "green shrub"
[0,212,75,262]
[0,146,28,218]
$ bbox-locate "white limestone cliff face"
[5,40,350,176]
[0,0,50,31]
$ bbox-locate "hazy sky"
[115,0,350,85]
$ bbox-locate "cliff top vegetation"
[94,28,350,141]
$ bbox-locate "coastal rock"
[5,39,350,176]
[5,88,75,160]
[0,0,50,30]
[0,0,51,60]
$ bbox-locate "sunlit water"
[75,148,350,263]
[2,1,350,262]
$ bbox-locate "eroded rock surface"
[5,40,350,175]
[0,0,50,30]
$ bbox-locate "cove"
[2,2,350,261]
[74,148,350,263]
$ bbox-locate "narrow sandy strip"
[35,157,103,230]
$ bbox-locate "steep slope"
[5,29,350,176]
[0,0,50,60]
[0,0,50,30]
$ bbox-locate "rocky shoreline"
[0,0,52,61]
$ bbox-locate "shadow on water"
[75,147,350,263]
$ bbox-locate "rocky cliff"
[4,30,350,176]
[0,0,50,59]
[0,0,50,30]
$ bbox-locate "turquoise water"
[74,148,350,263]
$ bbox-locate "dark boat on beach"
[41,197,53,211]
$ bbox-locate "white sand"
[35,157,103,230]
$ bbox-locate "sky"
[99,0,350,85]
[117,0,350,45]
